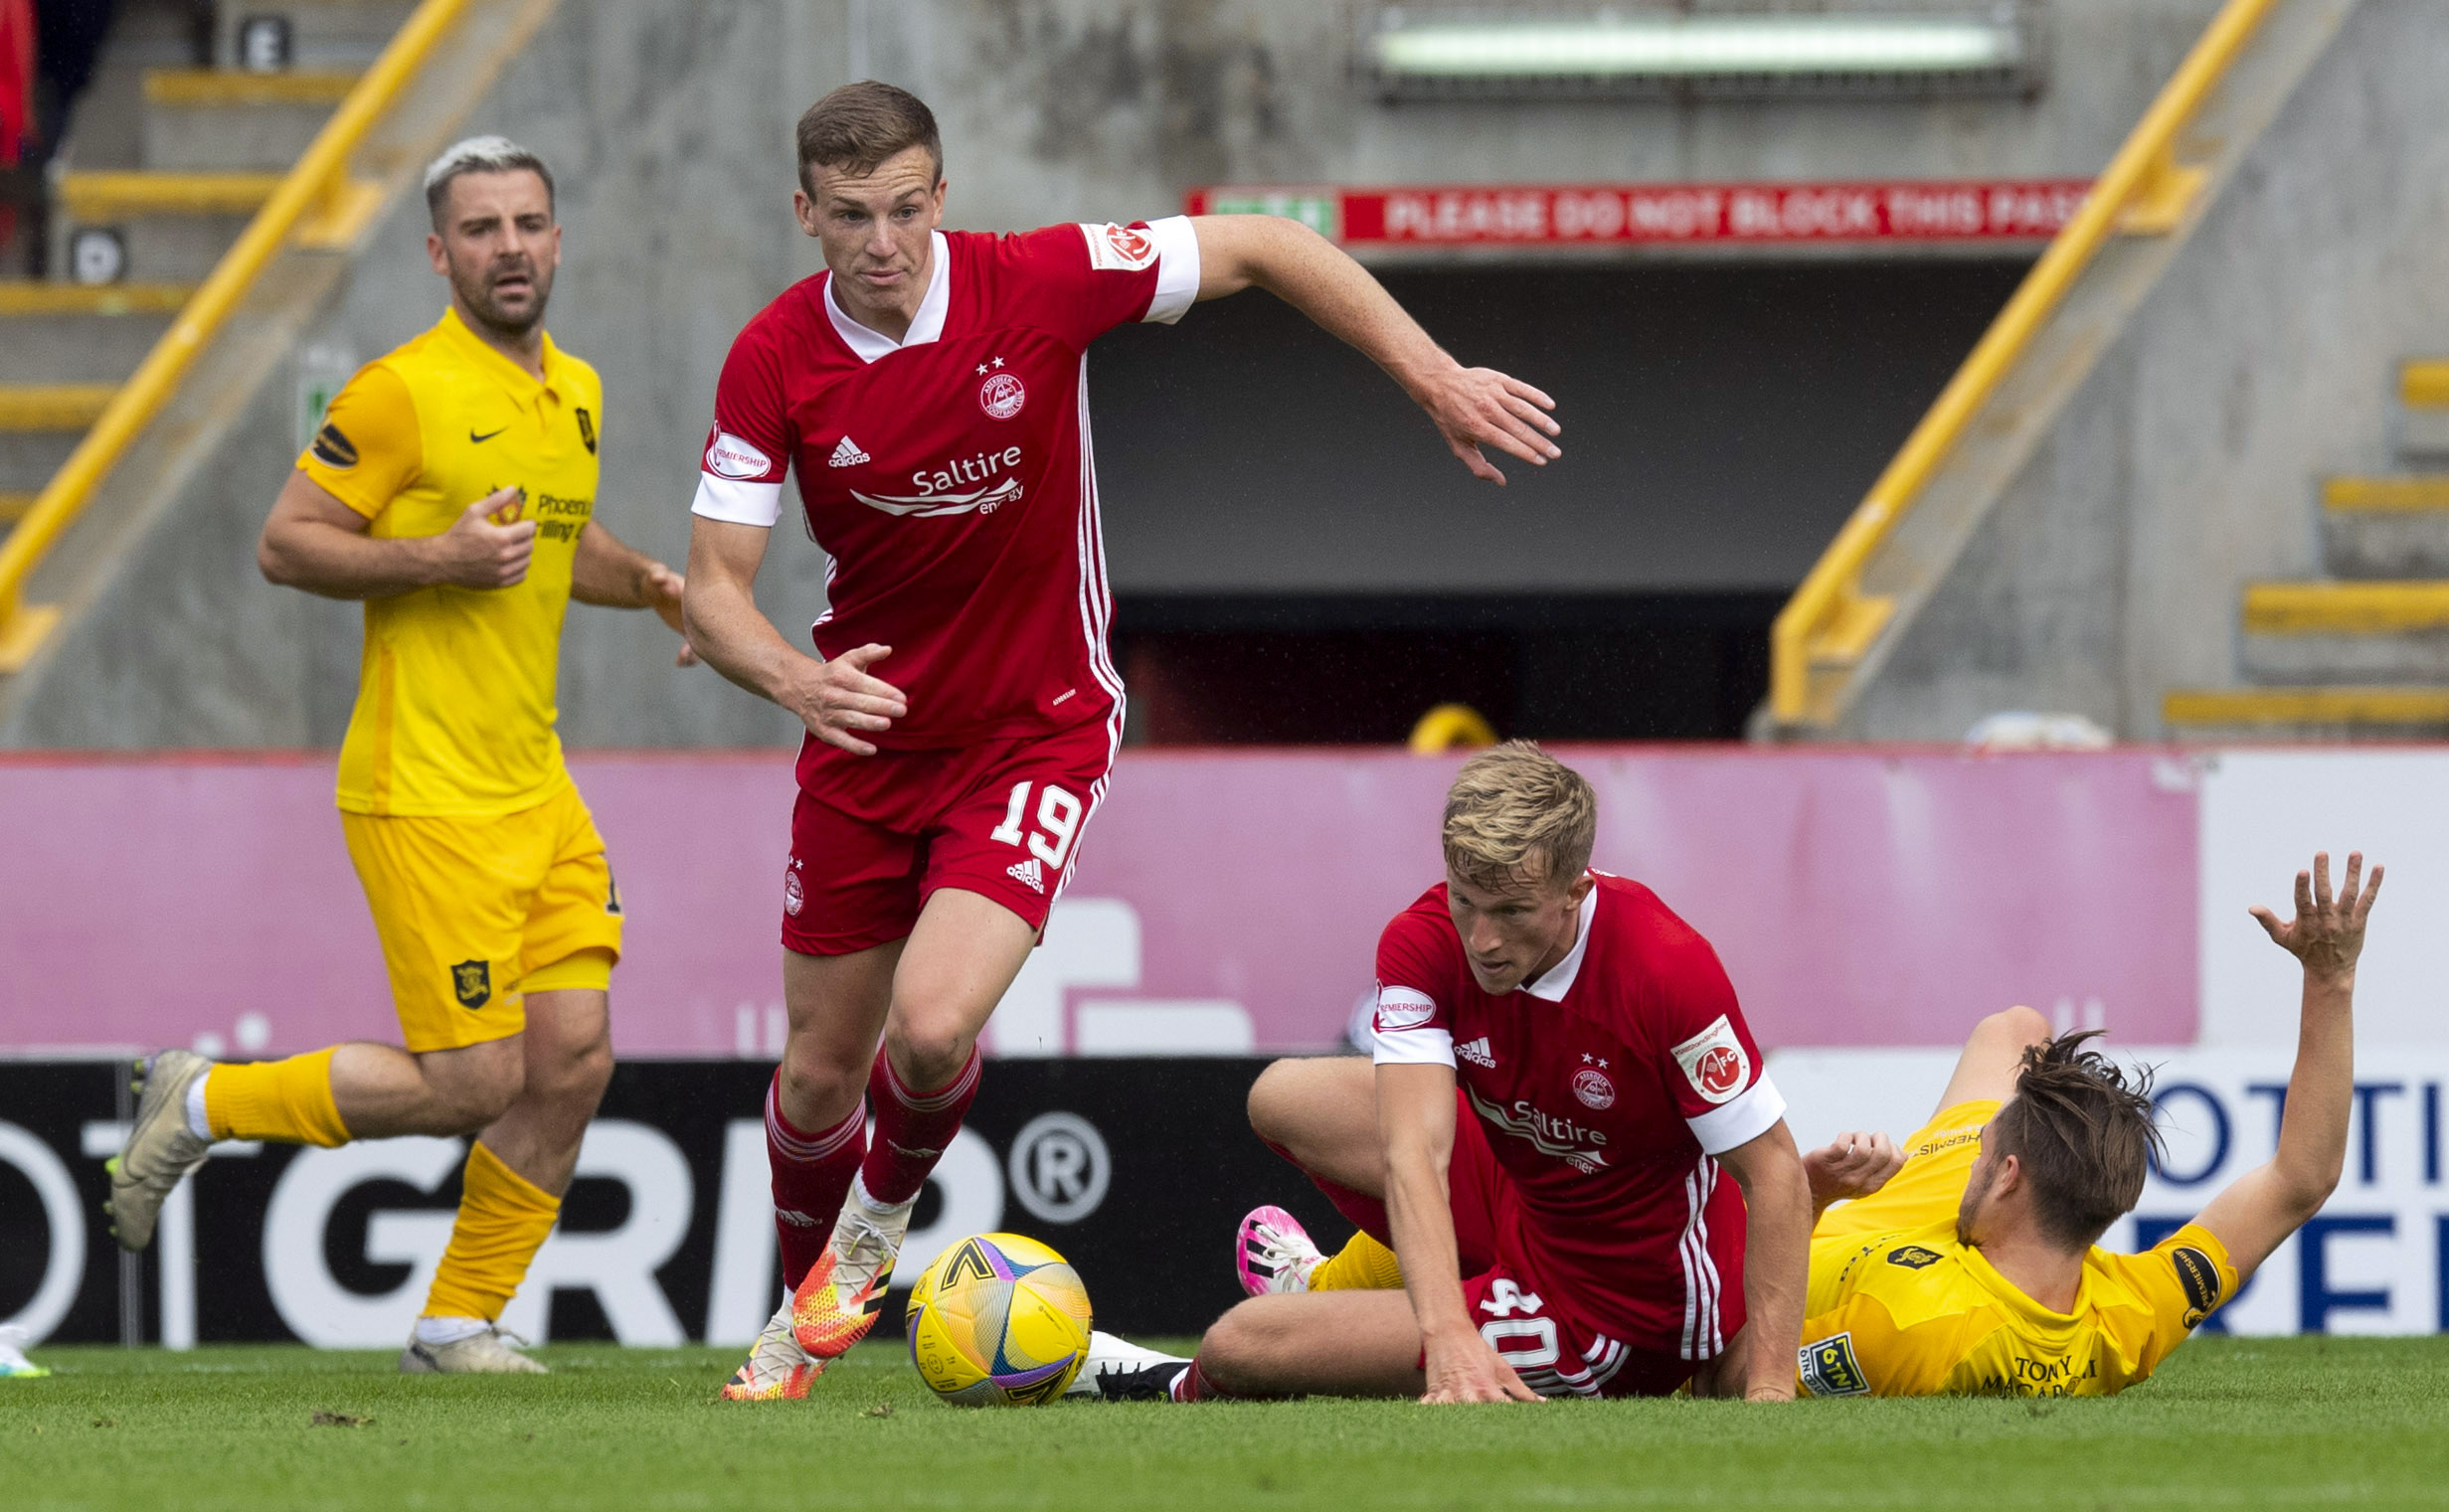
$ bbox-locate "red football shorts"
[781,719,1118,956]
[1305,1093,1717,1400]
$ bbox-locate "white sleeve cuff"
[1372,1026,1455,1068]
[1685,1074,1788,1155]
[1141,215,1200,325]
[691,473,784,527]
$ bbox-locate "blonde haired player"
[105,137,691,1373]
[1238,851,2380,1402]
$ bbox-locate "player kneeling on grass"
[1202,849,2382,1403]
[1081,743,1814,1404]
[105,137,692,1374]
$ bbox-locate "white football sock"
[184,1073,212,1141]
[414,1315,491,1347]
[849,1170,914,1217]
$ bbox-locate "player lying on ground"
[1084,743,1814,1404]
[1782,849,2380,1396]
[676,83,1566,1402]
[108,137,693,1374]
[1209,849,2379,1402]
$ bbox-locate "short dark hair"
[795,81,942,195]
[1990,1031,2165,1250]
[423,135,555,228]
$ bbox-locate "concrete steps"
[2403,361,2449,455]
[1,0,384,552]
[52,171,281,282]
[2320,475,2449,577]
[2167,352,2449,739]
[141,69,361,172]
[2164,686,2449,737]
[2238,581,2449,681]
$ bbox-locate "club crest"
[576,407,597,454]
[450,959,491,1010]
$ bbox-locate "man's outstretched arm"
[1189,214,1561,485]
[1377,1062,1537,1405]
[2191,851,2382,1281]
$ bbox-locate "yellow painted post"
[1767,0,2283,729]
[0,0,474,673]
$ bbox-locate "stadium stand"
[2162,359,2449,733]
[1764,0,2449,742]
[0,0,548,688]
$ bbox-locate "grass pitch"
[7,1336,2447,1511]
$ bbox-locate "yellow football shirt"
[296,307,603,816]
[1796,1219,2237,1398]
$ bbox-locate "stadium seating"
[2165,361,2449,734]
[0,0,545,695]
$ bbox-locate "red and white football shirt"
[692,219,1199,764]
[1370,872,1788,1358]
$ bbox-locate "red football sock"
[858,1044,981,1206]
[1263,1136,1393,1243]
[767,1072,865,1291]
[1172,1357,1233,1402]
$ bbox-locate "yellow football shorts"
[340,778,624,1053]
[1814,1099,2002,1242]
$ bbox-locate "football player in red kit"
[681,84,1564,1400]
[1086,744,1813,1405]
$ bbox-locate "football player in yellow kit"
[1795,850,2381,1398]
[105,136,691,1373]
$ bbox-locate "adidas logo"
[828,435,870,467]
[1456,1036,1496,1069]
[1007,857,1046,895]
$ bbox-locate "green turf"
[5,1336,2447,1511]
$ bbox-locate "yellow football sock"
[1311,1230,1405,1291]
[422,1140,561,1323]
[202,1049,350,1146]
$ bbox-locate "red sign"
[1185,180,2090,248]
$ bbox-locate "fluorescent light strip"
[1374,17,2021,79]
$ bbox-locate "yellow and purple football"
[904,1232,1093,1407]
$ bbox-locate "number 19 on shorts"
[989,781,1082,869]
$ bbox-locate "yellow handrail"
[0,0,472,666]
[1768,0,2283,726]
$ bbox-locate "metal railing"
[1766,0,2284,728]
[0,0,472,672]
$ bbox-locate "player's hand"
[1420,1333,1542,1405]
[1415,362,1560,485]
[2251,850,2381,985]
[428,487,536,588]
[1803,1130,1904,1210]
[637,560,698,666]
[789,643,908,757]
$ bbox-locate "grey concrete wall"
[1844,0,2449,739]
[5,0,2243,750]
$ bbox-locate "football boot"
[722,1300,819,1402]
[399,1325,547,1375]
[788,1196,911,1358]
[105,1051,216,1252]
[1066,1330,1192,1401]
[1235,1204,1324,1297]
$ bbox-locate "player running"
[681,83,1564,1402]
[1093,743,1813,1403]
[105,137,691,1374]
[1784,850,2381,1397]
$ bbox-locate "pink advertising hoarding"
[0,748,2196,1059]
